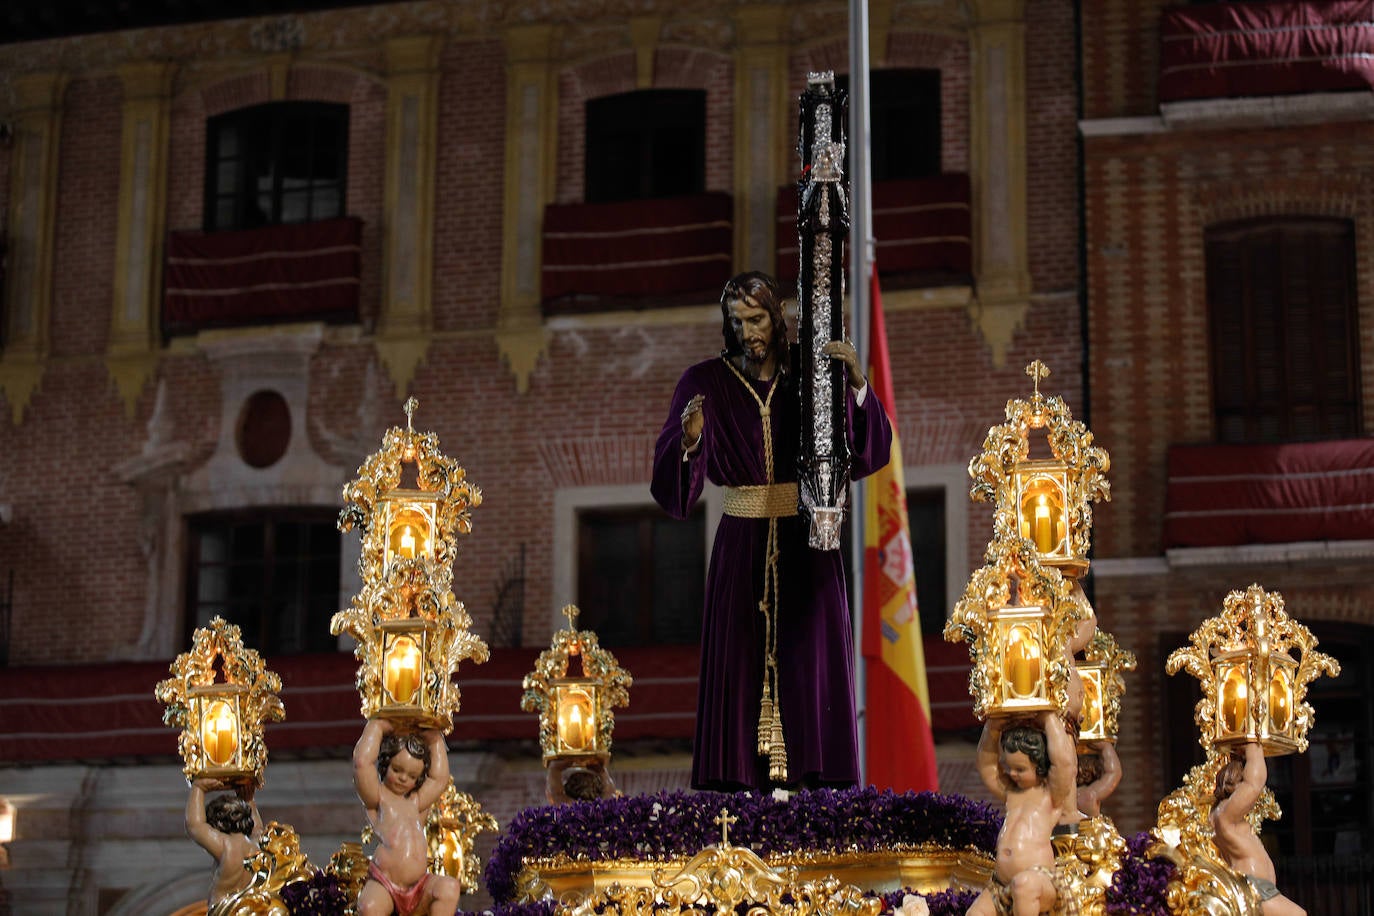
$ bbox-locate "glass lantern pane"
[384,634,423,705]
[201,698,240,766]
[1220,664,1249,735]
[556,687,596,752]
[1004,623,1043,699]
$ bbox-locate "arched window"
[584,89,706,203]
[205,102,349,231]
[1206,217,1362,443]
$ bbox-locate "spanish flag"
[862,269,939,792]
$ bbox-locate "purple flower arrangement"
[484,787,1001,904]
[1105,832,1175,916]
[278,792,1174,916]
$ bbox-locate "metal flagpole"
[848,0,874,784]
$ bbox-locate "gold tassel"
[757,685,774,755]
[768,721,788,782]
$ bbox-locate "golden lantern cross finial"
[714,808,738,846]
[1166,584,1339,755]
[331,400,488,730]
[521,604,632,763]
[1025,359,1050,396]
[155,616,285,788]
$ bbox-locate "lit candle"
[1033,496,1054,553]
[1006,626,1042,699]
[1221,667,1248,734]
[386,639,420,704]
[559,697,594,751]
[399,525,417,559]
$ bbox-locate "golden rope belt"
[720,357,789,783]
[722,483,799,518]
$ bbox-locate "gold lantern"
[155,616,284,788]
[425,779,498,892]
[332,398,489,731]
[1015,464,1070,561]
[945,548,1088,722]
[522,605,632,764]
[989,604,1054,712]
[1075,628,1137,747]
[1167,584,1339,755]
[968,360,1110,579]
[379,617,434,717]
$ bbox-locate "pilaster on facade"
[967,0,1031,367]
[1,71,65,425]
[107,61,178,418]
[732,5,788,275]
[629,17,662,90]
[376,35,443,398]
[497,23,559,394]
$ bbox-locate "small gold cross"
[1025,360,1050,396]
[403,397,419,431]
[561,605,580,630]
[714,808,738,845]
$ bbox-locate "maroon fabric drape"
[540,192,733,304]
[775,175,971,284]
[1160,1,1374,102]
[1164,438,1374,548]
[0,645,697,764]
[163,216,362,334]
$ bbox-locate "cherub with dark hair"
[353,719,461,916]
[968,712,1078,916]
[186,778,263,910]
[1211,741,1306,916]
[1074,740,1121,818]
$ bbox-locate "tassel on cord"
[725,357,789,786]
[757,684,774,756]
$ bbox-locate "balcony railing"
[540,192,733,314]
[1160,1,1374,103]
[775,174,971,288]
[162,215,362,338]
[1164,438,1374,548]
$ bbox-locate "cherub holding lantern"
[353,718,462,916]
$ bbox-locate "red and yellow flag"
[862,269,939,792]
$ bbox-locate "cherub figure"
[185,778,263,911]
[353,719,461,916]
[1211,742,1305,916]
[545,754,619,805]
[1074,740,1121,819]
[968,712,1078,916]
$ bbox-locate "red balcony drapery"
[1160,1,1374,103]
[1164,438,1374,548]
[775,174,972,286]
[540,192,733,309]
[163,216,362,335]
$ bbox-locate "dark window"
[1163,624,1374,910]
[1206,218,1362,443]
[576,505,705,646]
[906,487,948,634]
[584,90,706,203]
[836,69,942,181]
[205,102,348,232]
[185,509,341,655]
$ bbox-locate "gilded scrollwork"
[155,616,285,787]
[426,780,500,893]
[1083,628,1137,742]
[209,822,317,916]
[522,604,632,761]
[1165,584,1339,753]
[331,398,490,730]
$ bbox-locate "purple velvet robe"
[651,356,893,791]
